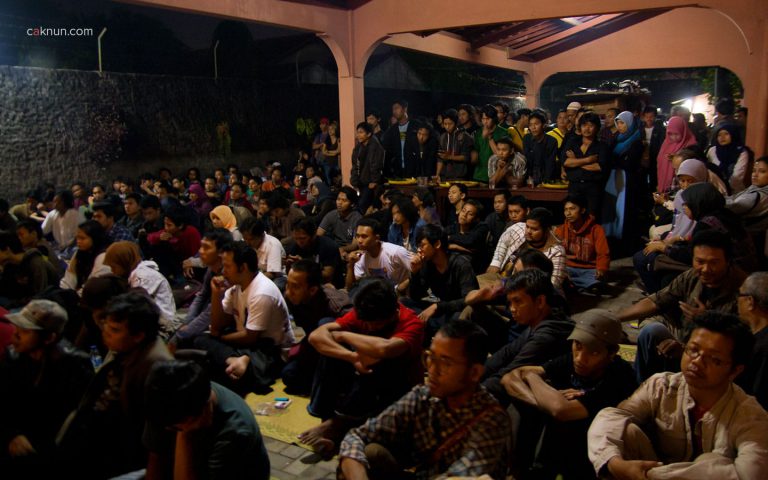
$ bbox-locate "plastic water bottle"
[90,345,103,372]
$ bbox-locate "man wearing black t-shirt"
[285,217,342,286]
[502,309,636,479]
[406,225,478,343]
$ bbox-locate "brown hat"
[567,309,622,351]
[5,300,68,335]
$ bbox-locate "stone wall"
[0,65,306,202]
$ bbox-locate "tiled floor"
[265,436,339,480]
[264,257,645,479]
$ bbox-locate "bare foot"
[225,355,250,381]
[298,420,336,456]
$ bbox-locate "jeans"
[281,317,335,395]
[567,266,600,289]
[633,249,663,293]
[634,321,680,384]
[358,185,376,213]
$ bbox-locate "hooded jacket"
[129,260,177,326]
[554,214,611,272]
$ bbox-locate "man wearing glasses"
[736,271,768,409]
[338,319,511,480]
[588,311,768,480]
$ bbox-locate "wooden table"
[387,184,569,222]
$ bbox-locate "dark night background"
[0,0,741,200]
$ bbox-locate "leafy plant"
[700,67,743,104]
[295,117,317,141]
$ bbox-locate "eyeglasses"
[422,350,465,372]
[684,345,731,368]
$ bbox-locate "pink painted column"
[745,20,768,156]
[338,75,365,184]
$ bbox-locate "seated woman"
[411,187,441,226]
[387,196,425,253]
[104,241,177,332]
[147,206,201,281]
[304,181,335,224]
[675,182,757,273]
[59,220,111,294]
[293,174,309,208]
[187,183,213,220]
[635,159,708,293]
[210,205,243,241]
[707,123,751,193]
[726,156,768,233]
[446,199,489,274]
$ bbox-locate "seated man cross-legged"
[193,241,295,395]
[298,278,424,456]
[503,309,637,479]
[588,311,768,479]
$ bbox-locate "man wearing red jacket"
[554,194,610,293]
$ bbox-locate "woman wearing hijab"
[209,205,243,241]
[656,116,698,193]
[633,159,708,293]
[603,111,643,248]
[304,181,335,224]
[707,123,751,193]
[103,241,177,328]
[187,183,213,219]
[677,182,757,272]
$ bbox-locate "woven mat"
[245,379,319,448]
[618,343,637,363]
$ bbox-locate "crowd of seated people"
[0,96,767,480]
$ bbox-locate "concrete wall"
[0,66,307,202]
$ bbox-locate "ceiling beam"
[520,9,670,61]
[468,21,527,50]
[506,13,622,58]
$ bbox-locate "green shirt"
[473,125,509,182]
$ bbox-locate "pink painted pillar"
[522,72,537,109]
[338,75,365,185]
[747,21,768,156]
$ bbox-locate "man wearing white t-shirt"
[194,242,295,394]
[241,216,285,280]
[345,218,411,293]
[40,191,84,259]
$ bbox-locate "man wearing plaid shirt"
[92,202,136,244]
[339,320,511,480]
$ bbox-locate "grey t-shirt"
[319,209,363,247]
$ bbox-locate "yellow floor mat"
[618,344,637,363]
[245,379,320,447]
